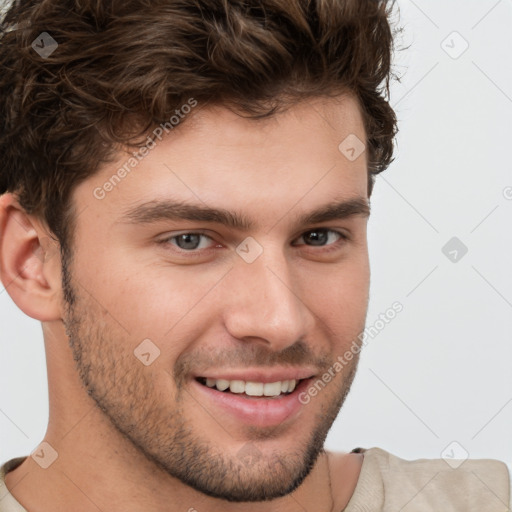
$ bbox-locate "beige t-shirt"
[0,457,26,512]
[0,448,509,511]
[343,447,510,511]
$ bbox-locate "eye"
[294,229,347,247]
[163,233,216,251]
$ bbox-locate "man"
[0,0,509,510]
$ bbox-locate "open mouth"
[193,375,313,426]
[195,377,305,399]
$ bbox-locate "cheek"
[300,258,369,337]
[76,250,227,350]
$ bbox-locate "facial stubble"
[60,252,361,502]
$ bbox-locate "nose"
[222,245,315,351]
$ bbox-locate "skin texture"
[0,95,369,512]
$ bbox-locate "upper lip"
[194,367,317,384]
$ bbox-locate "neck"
[3,323,363,511]
[4,403,362,512]
[4,445,355,512]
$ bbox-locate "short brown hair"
[0,0,399,251]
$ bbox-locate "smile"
[192,376,314,427]
[196,377,300,398]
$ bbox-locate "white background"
[1,0,511,470]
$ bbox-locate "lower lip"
[191,378,313,427]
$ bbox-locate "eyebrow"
[119,197,370,230]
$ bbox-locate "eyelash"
[158,229,350,255]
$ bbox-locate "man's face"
[61,96,370,501]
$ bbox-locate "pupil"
[306,230,327,246]
[177,234,200,250]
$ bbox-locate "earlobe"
[0,193,63,322]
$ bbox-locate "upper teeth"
[204,378,298,397]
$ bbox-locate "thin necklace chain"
[326,452,336,512]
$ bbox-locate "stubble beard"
[59,252,360,502]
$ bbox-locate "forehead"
[74,95,368,231]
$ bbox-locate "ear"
[0,193,63,322]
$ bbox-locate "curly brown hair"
[0,0,399,252]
